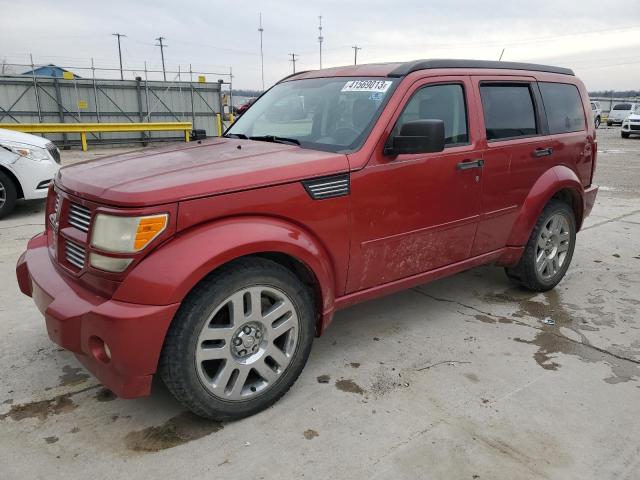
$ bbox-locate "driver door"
[346,77,483,292]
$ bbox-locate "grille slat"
[46,143,61,165]
[69,203,92,232]
[65,240,86,269]
[302,174,350,200]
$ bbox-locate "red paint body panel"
[16,234,179,398]
[17,62,599,399]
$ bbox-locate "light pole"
[112,33,126,80]
[258,13,265,91]
[318,15,323,69]
[156,36,167,81]
[352,46,361,65]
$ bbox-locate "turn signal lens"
[91,213,168,253]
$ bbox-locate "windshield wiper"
[224,133,248,139]
[249,135,300,146]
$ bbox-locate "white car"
[607,102,638,126]
[590,101,602,128]
[0,128,60,218]
[621,105,640,138]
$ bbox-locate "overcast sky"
[1,0,639,91]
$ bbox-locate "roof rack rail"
[388,59,574,77]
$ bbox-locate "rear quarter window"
[539,82,586,134]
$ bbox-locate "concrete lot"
[1,128,639,479]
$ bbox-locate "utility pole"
[112,33,126,80]
[289,53,298,74]
[156,36,167,81]
[258,13,265,91]
[352,46,361,65]
[318,15,324,69]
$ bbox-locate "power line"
[352,46,361,65]
[155,36,167,81]
[289,53,298,74]
[112,33,126,80]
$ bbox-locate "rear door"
[470,78,554,256]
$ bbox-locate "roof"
[282,59,574,82]
[21,64,81,79]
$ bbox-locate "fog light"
[89,336,112,363]
[90,253,132,272]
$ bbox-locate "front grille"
[65,240,86,269]
[630,125,640,131]
[47,143,61,164]
[302,174,350,200]
[68,203,92,232]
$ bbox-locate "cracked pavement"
[1,128,639,479]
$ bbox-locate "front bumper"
[16,233,180,398]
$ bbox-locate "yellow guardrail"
[0,122,193,151]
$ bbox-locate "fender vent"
[302,174,350,200]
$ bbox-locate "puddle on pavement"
[58,365,90,387]
[464,373,479,383]
[95,388,117,402]
[485,288,640,383]
[335,378,365,395]
[0,394,77,421]
[125,412,223,453]
[317,374,330,384]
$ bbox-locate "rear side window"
[539,82,586,134]
[396,83,468,146]
[480,84,537,140]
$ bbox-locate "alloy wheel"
[195,285,299,401]
[535,213,571,281]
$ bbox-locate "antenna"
[289,53,298,74]
[155,36,167,81]
[258,13,265,91]
[318,15,324,69]
[499,48,505,61]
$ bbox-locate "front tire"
[505,200,576,292]
[594,116,601,129]
[159,257,315,420]
[622,132,630,139]
[0,171,18,219]
[606,121,612,127]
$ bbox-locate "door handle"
[532,147,553,158]
[456,159,484,170]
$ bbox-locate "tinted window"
[613,103,632,111]
[396,84,468,146]
[480,84,537,140]
[539,83,586,134]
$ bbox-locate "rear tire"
[159,257,315,420]
[0,171,17,219]
[505,200,576,292]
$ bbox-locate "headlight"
[91,213,168,253]
[0,141,51,162]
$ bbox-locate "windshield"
[613,103,632,111]
[226,77,398,153]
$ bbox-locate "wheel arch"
[113,216,338,335]
[0,164,24,199]
[507,165,585,246]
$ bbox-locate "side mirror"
[385,119,445,156]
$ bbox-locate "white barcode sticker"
[341,80,392,93]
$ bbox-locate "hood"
[625,113,640,121]
[0,128,52,148]
[56,138,350,206]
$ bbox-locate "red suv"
[16,60,598,420]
